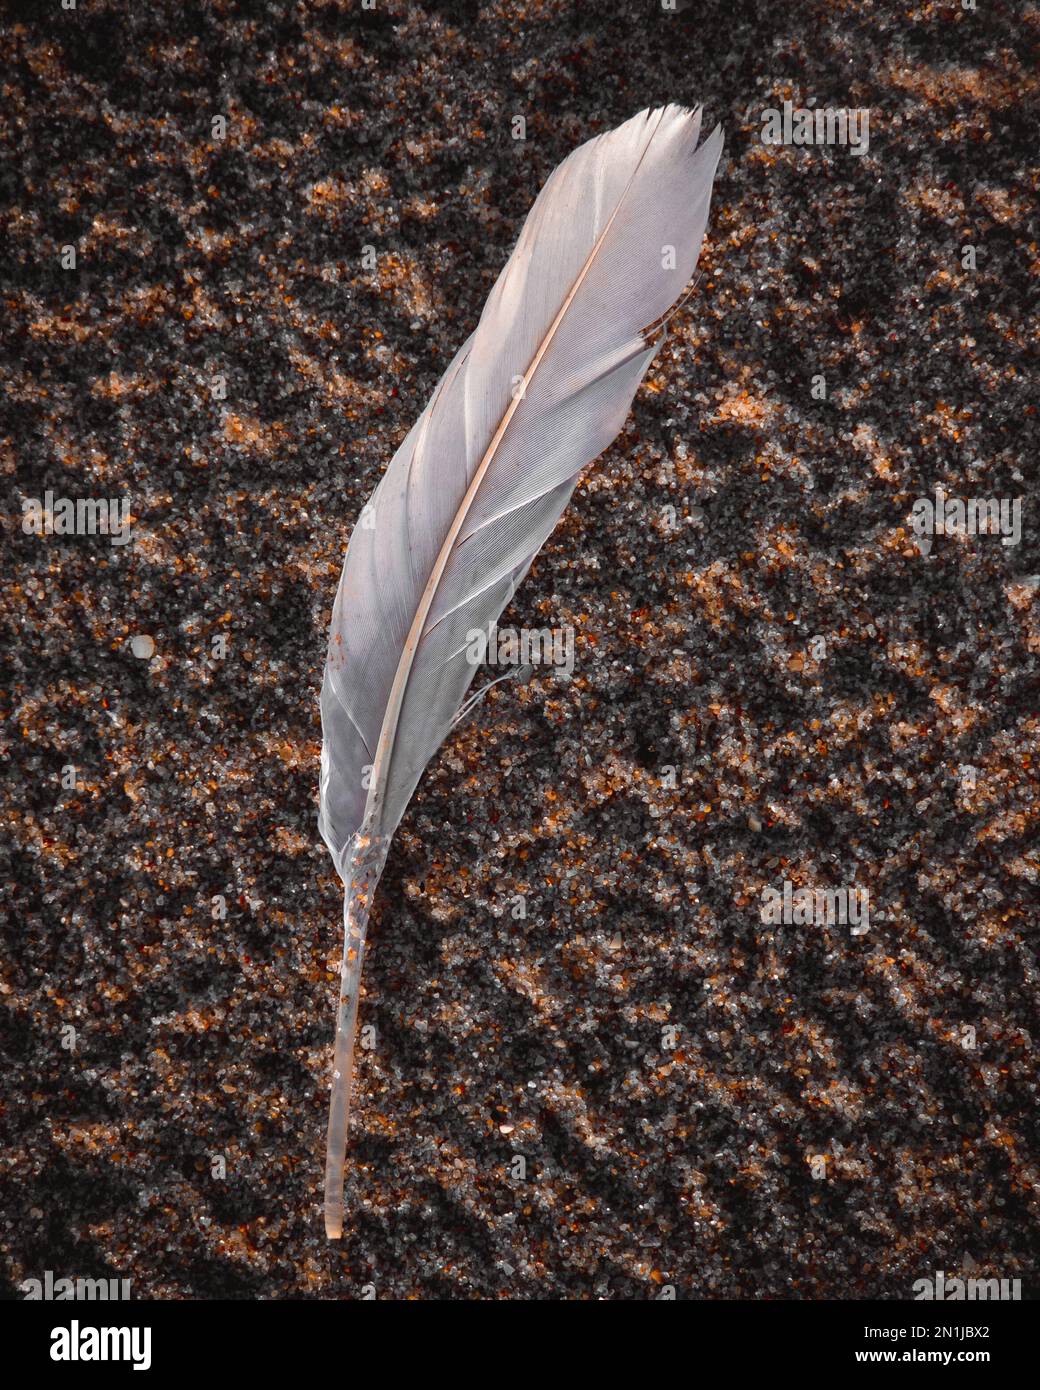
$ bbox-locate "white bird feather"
[318,104,722,1236]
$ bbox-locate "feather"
[318,103,723,1236]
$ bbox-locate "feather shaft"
[323,827,387,1238]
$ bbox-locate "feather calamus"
[318,104,722,1236]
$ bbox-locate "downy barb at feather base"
[317,104,723,1237]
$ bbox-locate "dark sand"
[2,1,1038,1298]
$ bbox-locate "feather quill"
[318,104,722,1237]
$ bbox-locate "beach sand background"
[2,0,1038,1297]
